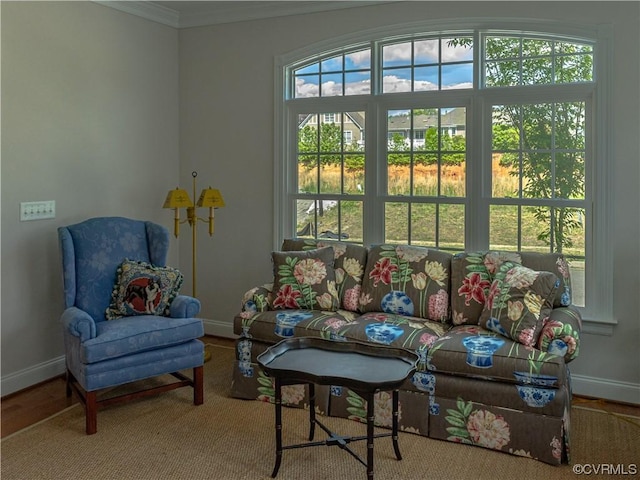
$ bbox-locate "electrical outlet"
[20,201,56,221]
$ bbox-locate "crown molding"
[176,1,395,29]
[93,1,398,29]
[93,1,180,27]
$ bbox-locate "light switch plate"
[20,201,56,221]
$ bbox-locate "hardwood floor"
[1,336,234,439]
[2,335,637,439]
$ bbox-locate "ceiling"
[96,1,396,29]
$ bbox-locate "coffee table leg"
[392,390,402,460]
[308,383,316,441]
[271,377,282,478]
[367,392,375,480]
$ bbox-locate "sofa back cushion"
[478,262,559,347]
[359,244,452,323]
[451,251,572,326]
[272,247,340,311]
[281,239,367,312]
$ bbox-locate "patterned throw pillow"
[106,259,183,320]
[479,262,559,347]
[359,245,452,322]
[281,239,367,312]
[272,247,339,311]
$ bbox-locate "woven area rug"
[2,344,638,480]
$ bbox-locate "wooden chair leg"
[194,365,204,405]
[86,391,98,435]
[65,370,72,398]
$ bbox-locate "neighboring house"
[299,112,366,147]
[387,107,466,147]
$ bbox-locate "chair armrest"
[537,306,582,363]
[169,295,201,318]
[239,283,273,317]
[61,307,97,342]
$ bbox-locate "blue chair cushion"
[81,340,204,392]
[81,315,204,364]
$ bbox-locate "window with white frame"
[277,24,612,326]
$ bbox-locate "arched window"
[275,22,612,330]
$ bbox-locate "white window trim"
[274,19,614,334]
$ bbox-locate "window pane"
[522,38,552,56]
[295,63,319,75]
[383,68,412,92]
[412,159,438,196]
[345,71,371,95]
[492,155,519,198]
[321,55,343,72]
[388,154,411,196]
[442,63,473,89]
[298,158,318,193]
[414,66,439,91]
[383,42,412,67]
[385,202,408,243]
[522,152,552,199]
[490,205,520,250]
[345,49,370,69]
[486,37,520,59]
[486,60,520,86]
[411,203,436,246]
[414,39,439,64]
[344,154,365,194]
[296,199,316,237]
[340,201,363,243]
[439,204,465,251]
[322,73,343,96]
[442,37,474,62]
[316,200,339,237]
[555,153,585,199]
[295,75,319,97]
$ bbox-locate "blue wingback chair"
[58,217,204,434]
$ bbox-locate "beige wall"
[1,1,179,389]
[1,1,638,403]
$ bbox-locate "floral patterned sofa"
[230,238,582,465]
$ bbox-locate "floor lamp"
[163,171,225,361]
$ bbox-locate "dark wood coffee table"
[257,337,418,479]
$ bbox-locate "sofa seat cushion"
[234,310,449,364]
[81,315,204,364]
[426,325,567,387]
[234,309,360,344]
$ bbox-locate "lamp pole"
[190,171,198,298]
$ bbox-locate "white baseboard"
[571,373,640,405]
[1,355,66,397]
[202,317,238,339]
[2,322,638,407]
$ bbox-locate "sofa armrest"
[169,294,201,318]
[239,283,273,317]
[537,306,582,363]
[61,307,97,343]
